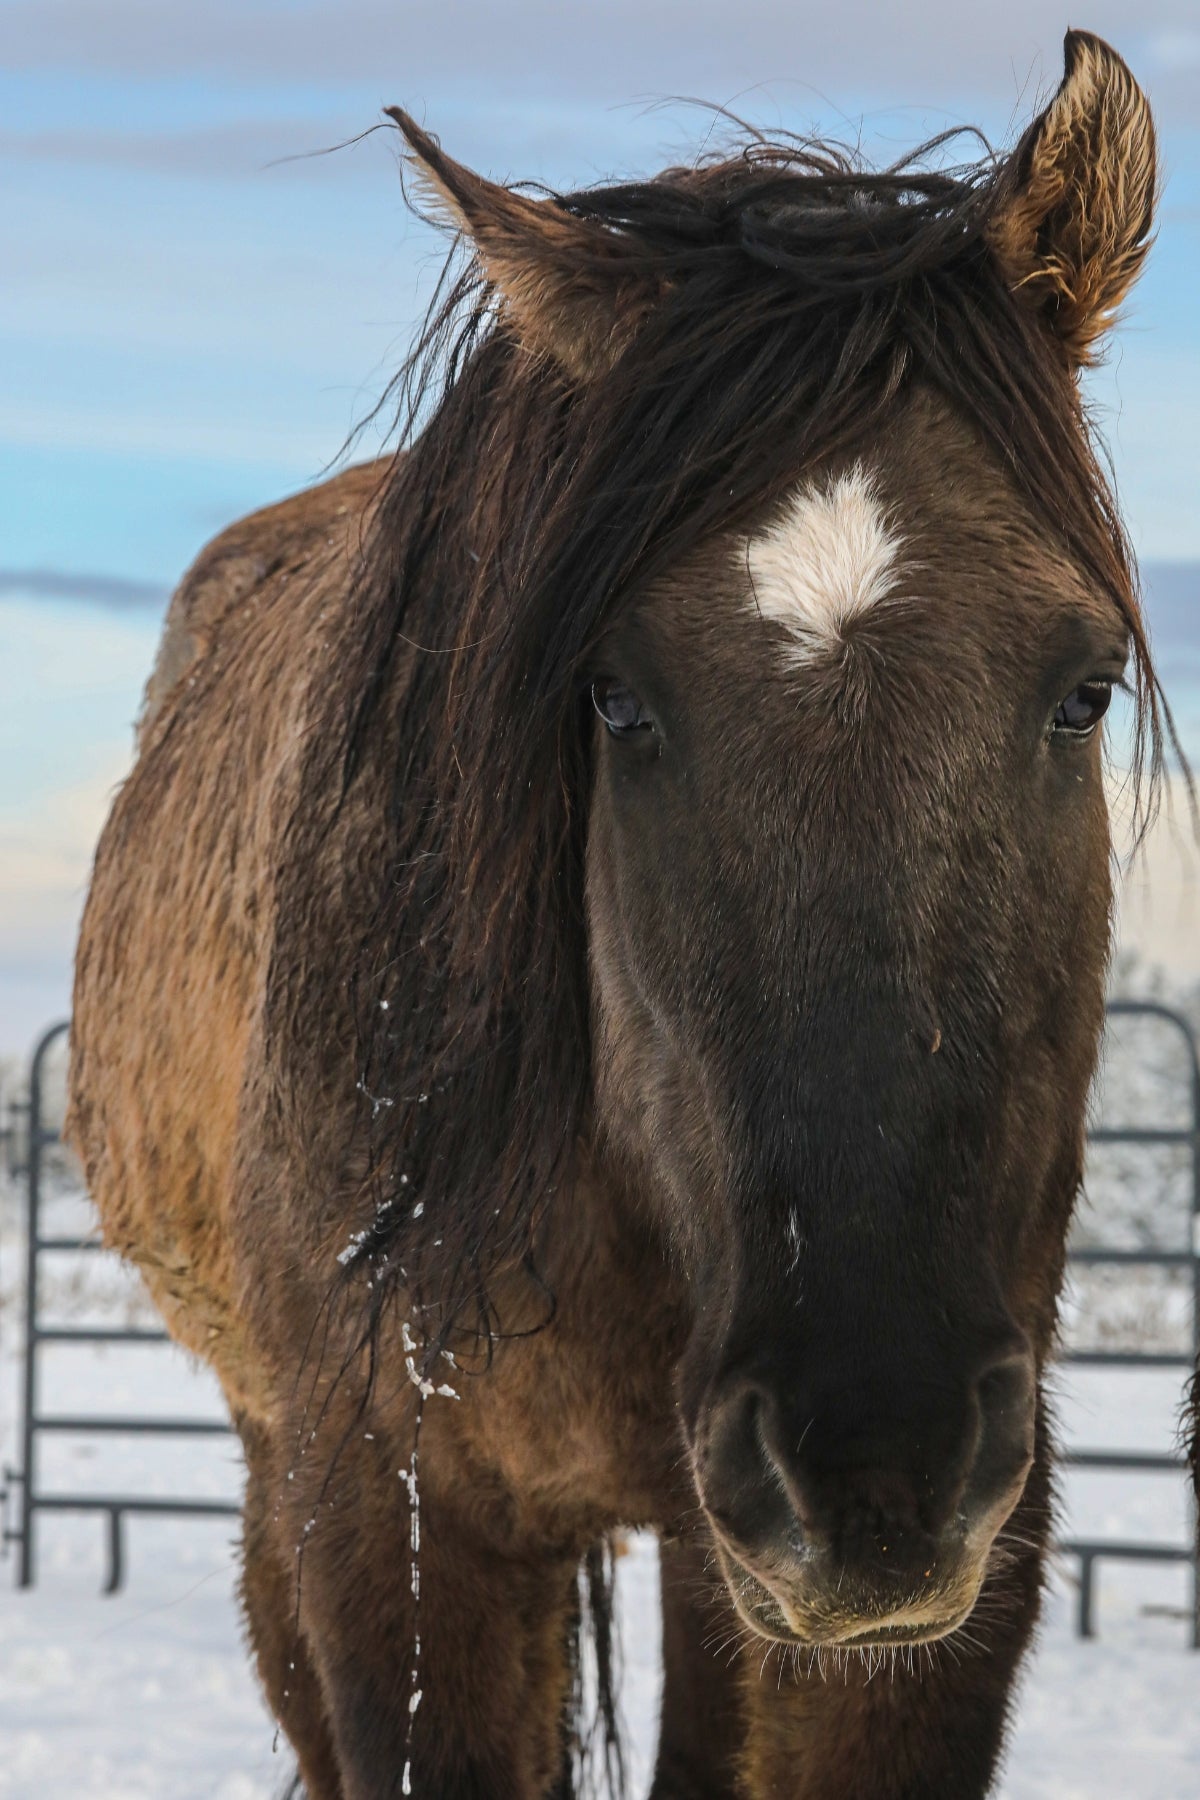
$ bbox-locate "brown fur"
[68,32,1172,1799]
[71,460,387,1418]
[391,109,661,382]
[986,29,1158,363]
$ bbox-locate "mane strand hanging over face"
[309,36,1172,1373]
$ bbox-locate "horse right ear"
[387,109,660,382]
[986,31,1158,365]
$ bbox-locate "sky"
[1,2,1199,1049]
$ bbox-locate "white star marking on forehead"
[742,464,903,664]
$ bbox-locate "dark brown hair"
[323,126,1166,1372]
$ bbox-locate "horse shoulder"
[67,458,389,1418]
[137,458,388,748]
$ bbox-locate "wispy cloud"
[0,569,170,609]
[5,2,1194,114]
[0,397,349,470]
[0,119,371,182]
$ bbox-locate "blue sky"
[2,3,1199,1047]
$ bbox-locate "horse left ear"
[987,30,1158,364]
[386,109,659,381]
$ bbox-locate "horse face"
[586,388,1123,1647]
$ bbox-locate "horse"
[68,29,1175,1799]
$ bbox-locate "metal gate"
[1,1021,237,1592]
[2,1007,1198,1632]
[1059,1000,1200,1645]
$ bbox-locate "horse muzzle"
[708,1532,986,1649]
[692,1341,1036,1647]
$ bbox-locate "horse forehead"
[740,463,904,664]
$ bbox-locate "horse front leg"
[652,1530,745,1797]
[238,1415,344,1799]
[738,1453,1051,1800]
[286,1420,578,1800]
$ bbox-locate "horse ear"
[386,109,658,381]
[987,30,1158,364]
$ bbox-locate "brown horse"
[68,30,1173,1800]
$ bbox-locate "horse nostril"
[971,1341,1036,1500]
[700,1381,796,1551]
[700,1338,1038,1592]
[975,1344,1034,1429]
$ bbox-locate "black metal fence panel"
[1056,1000,1199,1646]
[2,1005,1198,1637]
[1,1021,237,1592]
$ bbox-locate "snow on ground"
[1,1542,277,1800]
[0,1012,1197,1798]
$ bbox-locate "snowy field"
[1,991,1197,1798]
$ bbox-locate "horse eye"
[1053,680,1112,738]
[592,679,652,737]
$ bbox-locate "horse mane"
[312,124,1168,1373]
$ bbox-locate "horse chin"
[715,1543,978,1651]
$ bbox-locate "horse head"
[361,32,1161,1652]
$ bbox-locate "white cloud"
[0,752,130,962]
[0,601,151,1048]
